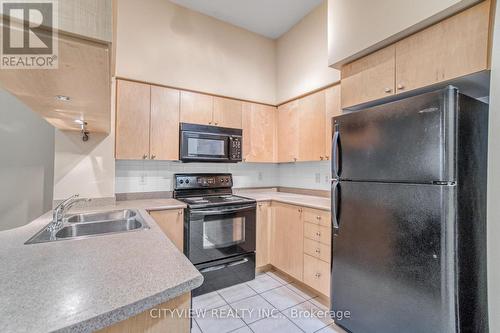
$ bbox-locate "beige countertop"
[235,190,331,211]
[0,198,201,333]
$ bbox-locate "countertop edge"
[57,275,203,333]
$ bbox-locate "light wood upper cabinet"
[150,86,180,161]
[297,91,326,162]
[395,0,491,93]
[242,103,277,163]
[341,45,396,108]
[256,202,272,268]
[180,91,213,126]
[325,85,341,160]
[116,80,180,160]
[214,97,242,128]
[278,100,300,163]
[116,80,151,160]
[271,203,304,281]
[149,209,184,251]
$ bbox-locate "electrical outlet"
[315,173,321,183]
[258,172,263,181]
[140,174,146,185]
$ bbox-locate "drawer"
[304,223,331,245]
[303,254,330,296]
[304,238,331,263]
[303,208,330,227]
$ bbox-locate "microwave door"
[181,132,230,162]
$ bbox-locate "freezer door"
[331,181,456,333]
[332,87,457,183]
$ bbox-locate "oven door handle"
[199,258,249,273]
[191,204,256,216]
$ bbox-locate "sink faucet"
[48,195,91,232]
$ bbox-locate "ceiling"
[169,0,323,39]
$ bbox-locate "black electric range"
[173,173,256,296]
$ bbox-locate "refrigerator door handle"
[332,180,340,235]
[332,124,340,178]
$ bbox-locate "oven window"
[188,138,225,156]
[203,217,245,249]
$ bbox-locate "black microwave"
[179,123,242,163]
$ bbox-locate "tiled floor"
[191,270,346,333]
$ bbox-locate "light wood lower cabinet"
[256,202,272,267]
[303,254,330,297]
[98,292,190,333]
[242,103,277,163]
[149,209,184,251]
[304,238,331,263]
[271,203,304,281]
[304,223,331,245]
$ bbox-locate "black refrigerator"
[330,86,488,333]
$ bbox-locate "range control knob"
[179,179,184,184]
[185,179,190,184]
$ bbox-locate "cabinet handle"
[298,208,303,213]
[178,210,183,215]
[315,248,321,254]
[209,121,212,125]
[214,122,219,126]
[151,154,156,160]
[315,272,321,278]
[293,157,297,162]
[325,156,329,160]
[384,87,392,93]
[316,231,321,237]
[142,154,148,160]
[397,84,405,90]
[320,156,324,160]
[316,216,321,220]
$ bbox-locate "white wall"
[328,0,480,68]
[276,1,339,103]
[115,0,276,104]
[0,90,54,231]
[53,80,116,201]
[487,1,500,330]
[115,160,331,193]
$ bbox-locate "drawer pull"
[316,231,321,237]
[316,216,321,220]
[315,248,321,254]
[315,272,321,278]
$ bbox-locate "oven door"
[185,204,256,264]
[180,131,230,162]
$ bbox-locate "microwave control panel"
[230,136,242,160]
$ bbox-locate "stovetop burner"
[179,194,255,208]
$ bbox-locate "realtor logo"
[1,0,58,69]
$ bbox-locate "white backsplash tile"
[115,160,331,193]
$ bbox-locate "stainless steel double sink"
[25,209,149,244]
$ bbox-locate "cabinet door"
[115,80,151,160]
[341,45,395,108]
[213,96,242,128]
[256,202,271,268]
[395,0,490,93]
[298,91,326,161]
[271,203,303,281]
[325,85,341,160]
[150,86,180,161]
[303,254,330,296]
[277,100,299,163]
[180,91,213,125]
[149,209,184,251]
[242,103,277,163]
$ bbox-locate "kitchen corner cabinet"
[180,91,242,128]
[341,0,491,108]
[271,203,304,281]
[149,209,184,251]
[242,103,277,163]
[325,85,341,159]
[341,45,396,108]
[277,100,300,162]
[256,202,272,267]
[116,80,180,160]
[298,91,326,161]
